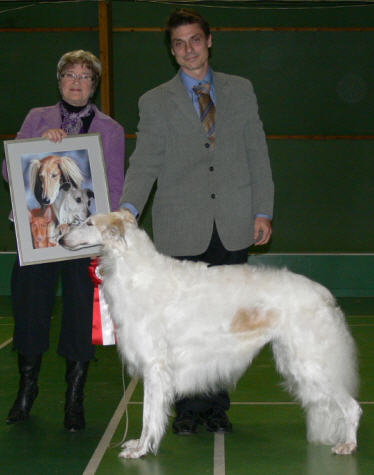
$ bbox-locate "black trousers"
[174,223,250,415]
[11,257,95,362]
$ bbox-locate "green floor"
[0,297,373,474]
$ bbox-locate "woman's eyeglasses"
[61,72,93,82]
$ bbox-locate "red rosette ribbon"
[88,258,116,345]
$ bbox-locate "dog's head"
[60,185,95,224]
[59,209,136,250]
[30,155,83,206]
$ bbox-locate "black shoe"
[172,410,199,435]
[64,360,89,432]
[64,401,85,432]
[201,408,232,433]
[6,354,42,424]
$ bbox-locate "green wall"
[0,0,373,295]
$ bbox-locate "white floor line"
[0,337,12,350]
[231,401,297,405]
[350,323,374,326]
[105,399,374,405]
[82,376,138,475]
[231,401,374,405]
[214,433,226,475]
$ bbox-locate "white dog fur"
[60,210,362,459]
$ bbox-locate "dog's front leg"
[119,364,172,459]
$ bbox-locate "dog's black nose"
[58,237,65,246]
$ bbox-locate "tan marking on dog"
[110,216,125,236]
[119,208,136,224]
[231,308,275,333]
[95,212,125,236]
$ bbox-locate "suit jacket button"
[205,142,210,148]
[209,166,214,171]
[211,193,216,199]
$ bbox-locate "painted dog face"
[29,206,55,248]
[30,155,83,206]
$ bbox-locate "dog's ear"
[60,182,71,192]
[29,159,41,190]
[29,160,44,205]
[43,206,53,222]
[58,156,84,189]
[106,216,125,239]
[118,208,137,225]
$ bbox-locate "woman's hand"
[42,128,67,143]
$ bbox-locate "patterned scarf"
[60,101,93,135]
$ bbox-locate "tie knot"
[193,83,211,96]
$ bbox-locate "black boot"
[64,360,89,432]
[6,353,42,424]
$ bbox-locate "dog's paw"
[331,442,357,455]
[119,439,147,459]
[121,439,140,449]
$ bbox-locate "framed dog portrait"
[4,133,111,266]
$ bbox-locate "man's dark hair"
[165,9,211,45]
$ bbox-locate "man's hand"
[253,217,272,246]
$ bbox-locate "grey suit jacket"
[120,70,274,256]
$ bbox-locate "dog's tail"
[304,305,361,446]
[305,395,362,446]
[273,302,361,447]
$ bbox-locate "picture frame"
[4,133,111,266]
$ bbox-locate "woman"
[2,50,125,431]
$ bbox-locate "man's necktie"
[193,83,216,147]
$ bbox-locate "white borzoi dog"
[60,210,362,459]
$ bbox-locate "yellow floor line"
[82,376,138,475]
[214,433,226,475]
[0,337,12,350]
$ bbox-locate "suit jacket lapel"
[165,71,231,136]
[166,73,200,126]
[213,72,230,134]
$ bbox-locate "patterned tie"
[193,83,216,147]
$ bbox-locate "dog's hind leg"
[119,363,173,459]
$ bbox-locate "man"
[120,9,274,435]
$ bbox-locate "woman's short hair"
[165,9,211,45]
[57,50,102,91]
